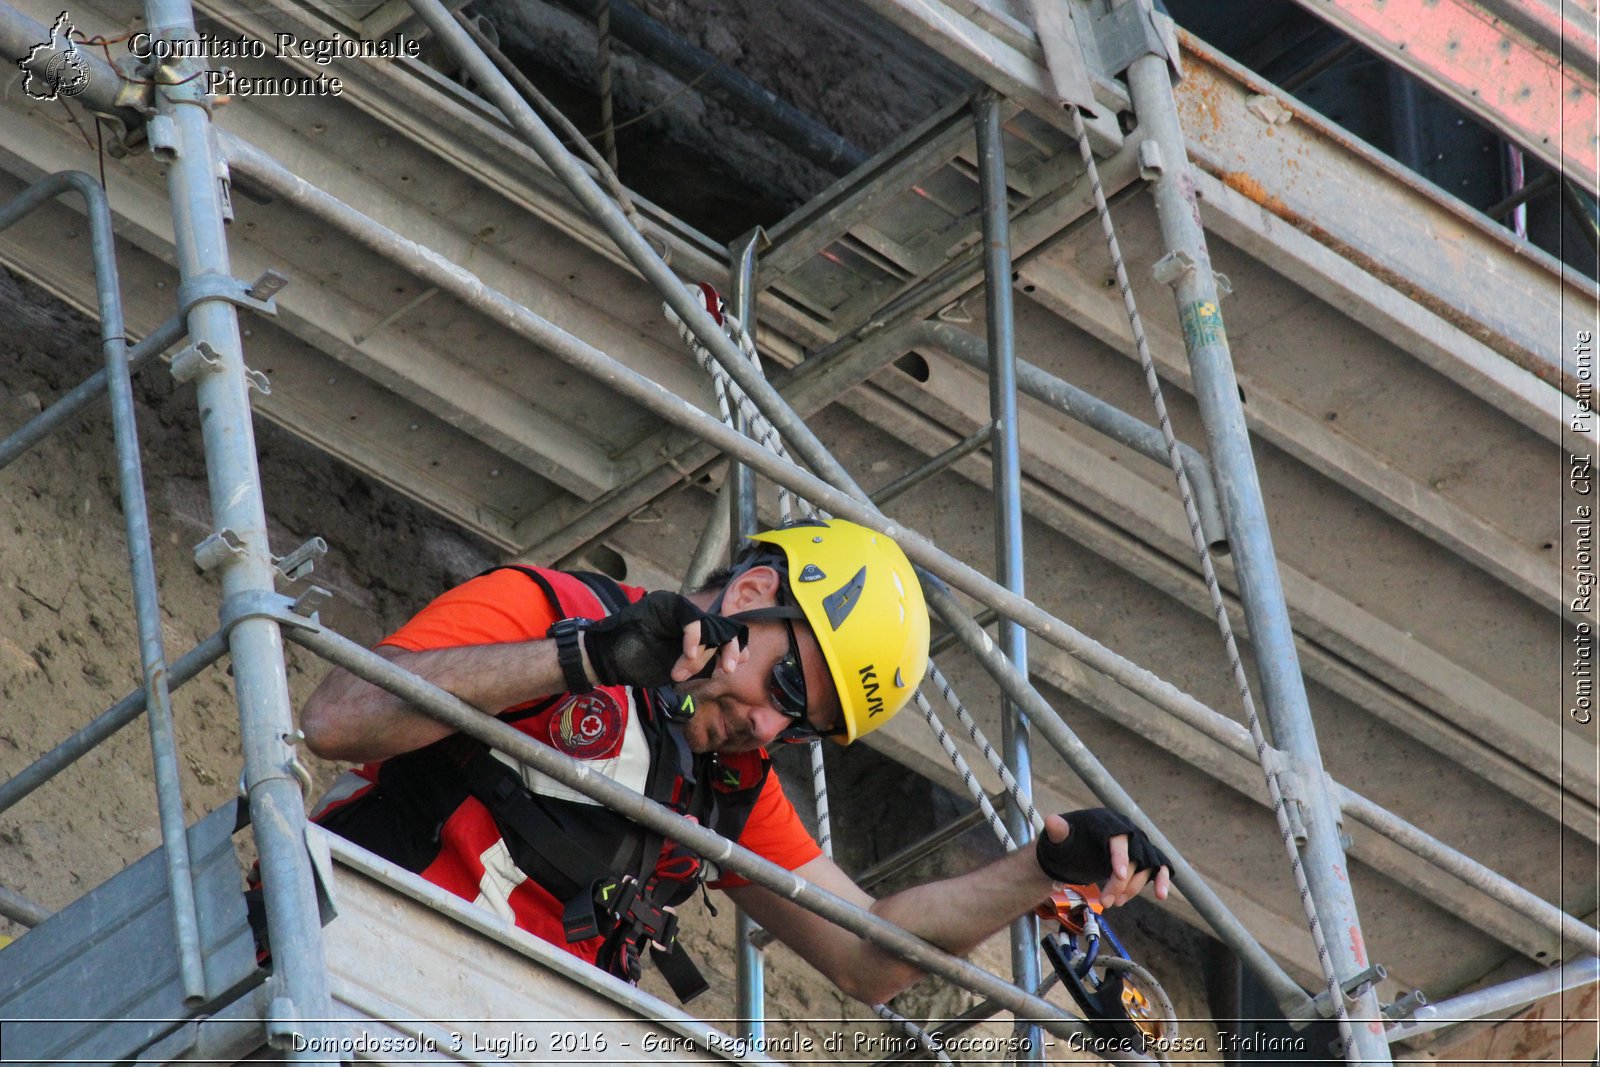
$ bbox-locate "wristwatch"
[546,618,594,694]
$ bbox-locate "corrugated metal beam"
[1289,0,1599,195]
[1173,28,1596,394]
[1016,257,1596,804]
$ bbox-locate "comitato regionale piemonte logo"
[19,11,90,101]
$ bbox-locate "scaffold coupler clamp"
[273,537,329,589]
[1288,962,1388,1028]
[1383,989,1427,1022]
[1089,0,1181,80]
[1259,747,1312,846]
[216,587,329,637]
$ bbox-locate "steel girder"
[1289,0,1600,195]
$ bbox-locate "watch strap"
[547,618,594,694]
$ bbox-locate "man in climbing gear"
[300,516,1170,1005]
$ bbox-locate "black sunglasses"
[770,617,844,742]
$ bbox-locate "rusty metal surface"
[1173,28,1596,395]
[1288,0,1598,194]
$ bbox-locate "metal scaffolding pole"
[141,0,334,1056]
[220,131,1308,1009]
[1124,53,1390,1061]
[1386,956,1599,1044]
[728,228,767,1042]
[0,172,204,1005]
[0,633,229,818]
[974,91,1042,1063]
[286,621,1145,1060]
[920,322,1228,552]
[0,313,186,472]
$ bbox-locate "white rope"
[1065,103,1356,1060]
[926,661,1043,839]
[915,687,1016,851]
[665,291,810,522]
[810,738,833,858]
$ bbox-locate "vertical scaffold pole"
[143,0,335,1057]
[1124,53,1391,1063]
[729,228,766,1043]
[974,91,1041,1062]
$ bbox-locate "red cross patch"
[548,690,625,759]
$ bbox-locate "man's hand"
[582,591,748,688]
[1037,809,1172,907]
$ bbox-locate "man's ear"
[724,564,782,611]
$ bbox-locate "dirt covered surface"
[0,264,500,926]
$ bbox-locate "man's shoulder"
[472,565,652,611]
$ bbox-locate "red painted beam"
[1291,0,1598,193]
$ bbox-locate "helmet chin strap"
[724,605,805,623]
[663,592,806,724]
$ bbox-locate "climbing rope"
[595,0,619,173]
[1065,103,1357,1060]
[915,689,1019,850]
[665,284,809,523]
[926,661,1042,838]
[669,273,1187,1058]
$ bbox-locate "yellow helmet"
[747,519,929,744]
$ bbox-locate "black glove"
[583,591,748,689]
[1036,808,1169,886]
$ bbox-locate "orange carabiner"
[1035,883,1105,932]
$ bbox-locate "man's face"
[677,571,843,754]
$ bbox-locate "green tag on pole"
[1179,299,1227,350]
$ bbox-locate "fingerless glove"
[583,591,748,689]
[1036,808,1169,885]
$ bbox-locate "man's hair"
[695,543,787,594]
[696,519,829,593]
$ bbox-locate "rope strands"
[596,0,619,172]
[1064,103,1357,1061]
[809,738,833,858]
[665,286,808,521]
[914,688,1017,851]
[927,661,1043,838]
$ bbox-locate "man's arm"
[300,608,745,764]
[724,814,1168,1006]
[300,639,573,763]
